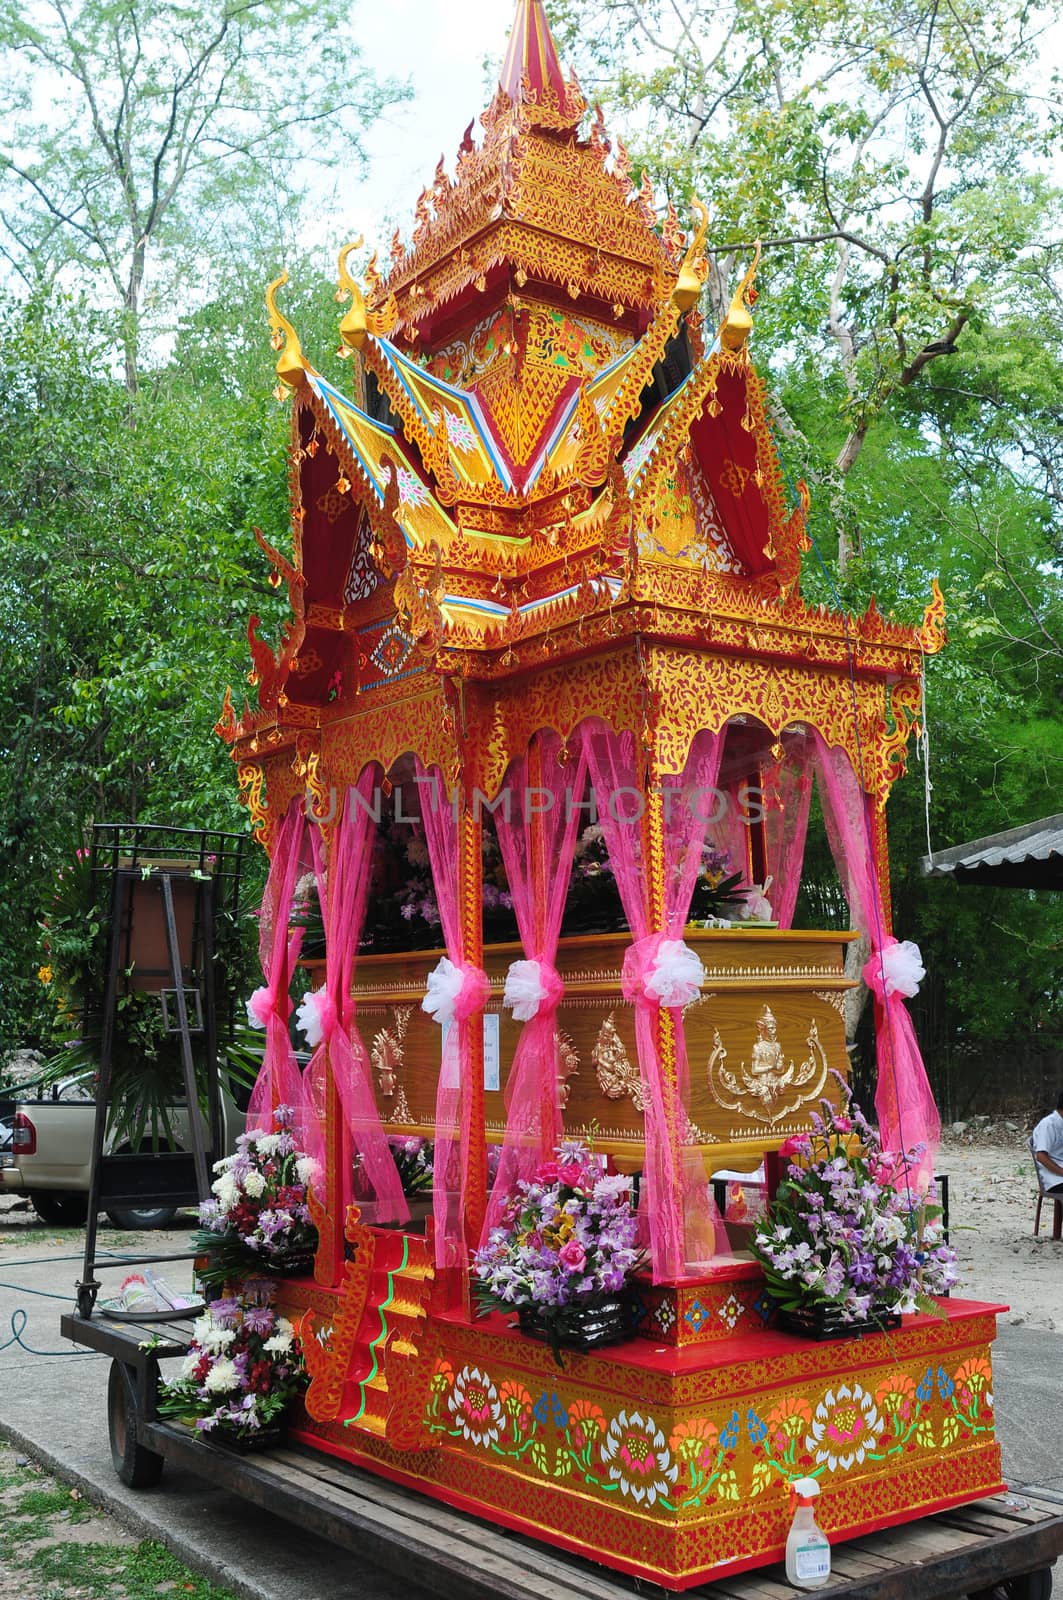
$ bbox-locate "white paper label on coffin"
[441,1011,500,1091]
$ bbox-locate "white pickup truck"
[0,1075,244,1229]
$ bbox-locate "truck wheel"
[31,1192,88,1227]
[107,1360,164,1488]
[105,1205,179,1231]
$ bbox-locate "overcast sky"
[312,1,519,254]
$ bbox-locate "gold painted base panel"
[281,1289,1005,1591]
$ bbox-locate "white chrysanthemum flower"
[263,1332,293,1354]
[295,1156,320,1187]
[204,1358,240,1393]
[254,1134,281,1157]
[243,1170,267,1199]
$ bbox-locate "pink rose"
[559,1240,586,1273]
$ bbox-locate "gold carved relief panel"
[336,930,856,1172]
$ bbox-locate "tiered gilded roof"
[217,0,944,800]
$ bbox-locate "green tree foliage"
[0,0,407,390]
[0,0,401,1050]
[0,261,344,1048]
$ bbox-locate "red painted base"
[283,1267,1006,1592]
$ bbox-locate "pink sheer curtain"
[581,720,727,1282]
[246,803,306,1134]
[303,769,408,1225]
[483,733,588,1238]
[814,734,940,1189]
[763,729,814,930]
[414,761,490,1268]
[705,724,813,927]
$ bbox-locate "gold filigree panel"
[647,646,890,799]
[320,687,458,792]
[464,648,642,797]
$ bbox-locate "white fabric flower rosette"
[294,986,336,1049]
[502,957,564,1022]
[421,957,467,1030]
[634,937,706,1009]
[866,938,926,1000]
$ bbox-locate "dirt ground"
[938,1124,1063,1330]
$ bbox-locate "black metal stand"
[75,827,243,1318]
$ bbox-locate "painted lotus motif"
[875,1369,917,1418]
[669,1415,720,1466]
[807,1383,882,1472]
[600,1410,678,1505]
[448,1365,502,1446]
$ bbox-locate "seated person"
[1032,1088,1063,1194]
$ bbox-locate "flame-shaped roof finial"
[499,0,570,107]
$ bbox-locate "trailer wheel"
[107,1360,164,1488]
[969,1570,1053,1600]
[1005,1572,1053,1600]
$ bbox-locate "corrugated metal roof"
[923,813,1063,888]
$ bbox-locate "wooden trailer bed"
[61,1308,1063,1600]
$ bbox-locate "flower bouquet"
[158,1287,306,1450]
[193,1106,319,1291]
[473,1140,644,1366]
[687,845,751,927]
[389,1135,434,1197]
[750,1085,957,1337]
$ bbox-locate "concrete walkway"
[0,1211,430,1600]
[1,1205,1060,1599]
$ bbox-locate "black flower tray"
[776,1304,902,1341]
[516,1294,633,1354]
[203,1423,286,1454]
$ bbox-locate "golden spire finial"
[337,238,398,352]
[670,199,710,313]
[720,240,761,352]
[266,271,307,389]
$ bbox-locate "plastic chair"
[1029,1134,1063,1240]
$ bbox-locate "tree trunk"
[843,931,871,1044]
[122,240,146,397]
[833,426,867,573]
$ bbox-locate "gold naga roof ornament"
[336,239,399,352]
[720,239,762,353]
[265,271,308,391]
[670,199,711,313]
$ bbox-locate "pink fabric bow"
[246,806,306,1136]
[456,964,491,1020]
[430,960,490,1268]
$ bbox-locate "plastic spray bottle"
[785,1476,831,1589]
